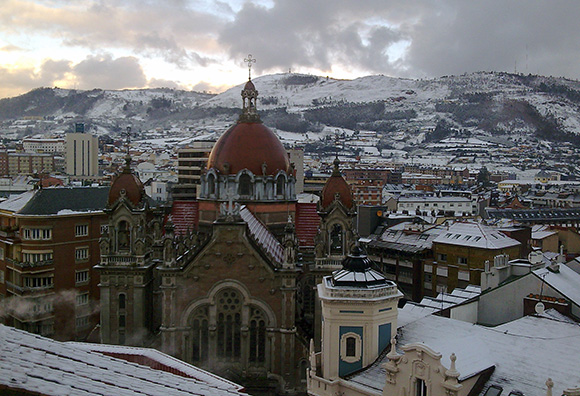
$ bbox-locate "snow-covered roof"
[349,312,580,396]
[533,264,580,308]
[240,206,283,264]
[433,222,520,249]
[0,324,246,395]
[0,190,35,212]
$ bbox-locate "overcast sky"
[1,0,579,98]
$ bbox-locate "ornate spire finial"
[244,54,256,80]
[239,55,260,123]
[546,378,554,396]
[123,126,134,173]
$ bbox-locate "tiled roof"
[0,324,246,395]
[295,202,320,248]
[240,206,283,264]
[17,187,110,215]
[171,200,199,235]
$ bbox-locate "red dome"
[108,170,145,206]
[207,122,290,176]
[321,174,353,210]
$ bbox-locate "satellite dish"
[535,302,545,314]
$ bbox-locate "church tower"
[315,156,357,265]
[316,246,402,379]
[96,155,164,346]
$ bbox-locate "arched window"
[330,223,343,255]
[249,307,266,363]
[216,289,242,359]
[346,336,356,356]
[118,221,130,250]
[208,174,216,196]
[238,174,252,197]
[276,175,285,198]
[191,306,209,363]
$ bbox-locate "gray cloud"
[72,54,147,90]
[404,0,580,79]
[220,0,580,80]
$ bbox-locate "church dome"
[108,157,145,205]
[206,76,290,176]
[320,157,353,209]
[207,122,290,176]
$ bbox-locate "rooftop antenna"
[244,54,256,81]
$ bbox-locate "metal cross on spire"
[244,54,256,80]
[125,126,134,156]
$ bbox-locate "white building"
[397,195,477,215]
[22,137,65,154]
[66,132,98,177]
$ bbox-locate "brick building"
[0,187,108,340]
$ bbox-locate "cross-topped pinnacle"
[244,54,256,80]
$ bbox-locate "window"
[22,252,53,264]
[76,292,89,306]
[346,336,356,357]
[100,224,109,235]
[416,378,427,396]
[191,306,209,363]
[437,253,447,262]
[119,314,126,328]
[340,332,361,363]
[24,276,53,289]
[75,270,89,284]
[238,174,252,197]
[75,224,88,237]
[330,224,343,255]
[119,293,126,310]
[75,247,89,261]
[0,247,4,260]
[458,257,468,265]
[216,289,242,359]
[249,307,266,363]
[22,228,52,240]
[276,175,285,197]
[208,174,216,196]
[76,315,90,330]
[484,386,503,396]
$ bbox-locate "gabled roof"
[433,222,520,249]
[240,206,283,264]
[0,324,246,395]
[10,187,110,216]
[533,264,580,308]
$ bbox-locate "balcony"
[6,281,54,296]
[7,258,54,269]
[314,256,344,270]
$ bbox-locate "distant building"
[1,151,56,176]
[174,140,214,200]
[430,222,521,292]
[22,137,65,154]
[66,124,99,178]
